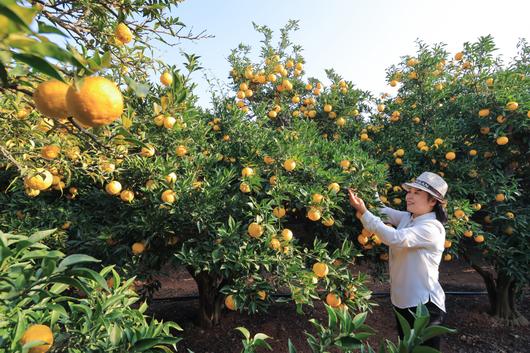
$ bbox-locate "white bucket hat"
[402,171,448,202]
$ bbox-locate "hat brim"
[402,182,445,202]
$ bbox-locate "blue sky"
[156,0,530,108]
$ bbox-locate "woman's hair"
[428,195,448,224]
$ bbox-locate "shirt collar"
[410,212,436,223]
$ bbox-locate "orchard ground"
[148,259,530,353]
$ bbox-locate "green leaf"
[235,327,250,340]
[421,325,457,342]
[37,21,67,36]
[411,346,441,353]
[11,53,64,82]
[10,310,25,351]
[58,254,100,270]
[288,339,297,353]
[132,338,166,352]
[353,311,368,328]
[110,324,122,346]
[28,229,57,243]
[336,337,362,349]
[394,309,411,339]
[0,3,33,33]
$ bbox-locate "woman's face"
[405,187,437,215]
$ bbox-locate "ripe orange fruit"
[495,193,505,202]
[161,189,176,203]
[360,133,369,141]
[312,262,329,277]
[269,238,281,250]
[25,169,53,191]
[307,207,322,221]
[312,193,324,204]
[20,324,53,353]
[263,155,275,165]
[322,217,335,227]
[248,222,263,238]
[115,23,133,44]
[239,182,251,193]
[120,190,134,202]
[241,167,254,177]
[445,151,456,161]
[454,209,465,219]
[225,295,236,310]
[504,226,514,235]
[165,172,177,184]
[485,77,494,86]
[66,76,123,127]
[33,80,70,120]
[496,136,509,145]
[257,290,267,300]
[478,109,490,117]
[325,293,342,308]
[454,52,464,61]
[474,235,485,243]
[505,211,515,219]
[281,228,293,241]
[323,104,332,112]
[41,145,61,160]
[469,149,477,156]
[340,160,350,169]
[443,254,452,261]
[160,71,172,86]
[269,175,277,185]
[273,207,286,218]
[444,240,452,248]
[175,145,188,157]
[505,101,518,111]
[105,181,122,195]
[140,145,155,157]
[394,148,405,157]
[283,159,296,171]
[163,116,176,129]
[463,230,473,238]
[328,182,340,193]
[132,242,145,255]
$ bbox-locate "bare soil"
[147,259,530,353]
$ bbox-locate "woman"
[347,171,448,350]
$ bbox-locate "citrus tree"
[1,3,385,330]
[361,36,529,325]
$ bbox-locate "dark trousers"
[393,301,445,350]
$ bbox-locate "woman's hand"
[347,188,367,219]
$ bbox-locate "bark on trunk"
[469,262,528,326]
[188,268,225,329]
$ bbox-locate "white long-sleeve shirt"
[360,207,446,312]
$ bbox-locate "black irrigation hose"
[150,291,488,302]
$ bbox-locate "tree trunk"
[188,268,225,329]
[469,262,528,326]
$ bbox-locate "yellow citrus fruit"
[163,116,176,129]
[120,190,134,202]
[360,133,369,141]
[340,160,350,169]
[132,242,145,255]
[66,76,123,127]
[33,80,70,120]
[257,290,267,300]
[283,159,296,171]
[312,262,329,277]
[336,117,346,127]
[505,101,518,111]
[115,22,133,44]
[105,181,122,195]
[41,145,61,160]
[395,148,405,157]
[241,167,254,177]
[269,238,281,250]
[140,145,155,157]
[248,222,263,238]
[239,182,251,193]
[478,109,490,117]
[323,104,332,112]
[454,209,465,219]
[161,189,176,203]
[496,136,509,145]
[445,151,456,161]
[307,207,322,221]
[225,295,236,310]
[504,226,513,235]
[160,71,172,86]
[485,77,494,86]
[25,169,53,191]
[325,293,342,308]
[312,193,324,204]
[165,172,177,184]
[281,228,293,241]
[469,149,477,156]
[273,207,286,218]
[443,254,452,261]
[175,145,188,157]
[269,175,277,185]
[322,217,335,227]
[20,324,53,353]
[505,212,515,219]
[328,182,340,193]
